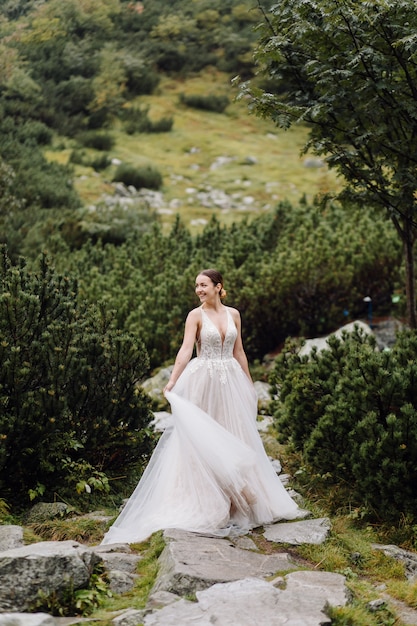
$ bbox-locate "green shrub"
[90,154,112,171]
[76,131,115,151]
[121,106,173,134]
[0,249,154,506]
[125,59,160,96]
[112,163,163,190]
[21,120,53,146]
[179,92,230,113]
[270,327,417,521]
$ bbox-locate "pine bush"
[0,249,154,506]
[112,163,163,190]
[179,93,230,113]
[270,327,417,521]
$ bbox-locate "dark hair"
[200,268,223,286]
[199,268,227,299]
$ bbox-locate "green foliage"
[179,92,230,113]
[76,131,115,151]
[30,562,111,617]
[112,163,163,190]
[0,248,154,506]
[0,112,80,213]
[120,106,173,135]
[247,0,417,326]
[56,201,401,369]
[270,327,417,521]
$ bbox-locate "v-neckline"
[201,307,229,345]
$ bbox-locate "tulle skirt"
[101,357,299,545]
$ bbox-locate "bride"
[101,269,300,545]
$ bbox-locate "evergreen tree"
[0,248,154,507]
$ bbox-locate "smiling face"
[195,273,221,305]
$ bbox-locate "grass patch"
[46,68,342,235]
[90,531,166,620]
[27,516,110,544]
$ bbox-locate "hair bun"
[220,288,227,299]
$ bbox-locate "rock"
[0,541,101,612]
[98,551,142,574]
[143,572,348,625]
[111,609,145,625]
[142,367,173,402]
[368,598,387,611]
[253,380,271,409]
[146,591,181,611]
[263,518,332,545]
[0,526,24,552]
[270,458,282,474]
[152,528,299,596]
[108,569,139,594]
[25,502,71,524]
[0,614,56,626]
[150,411,172,432]
[372,544,417,581]
[92,543,133,554]
[256,415,273,432]
[278,472,290,485]
[303,157,325,168]
[299,321,373,356]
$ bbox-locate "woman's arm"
[164,309,199,393]
[231,308,253,383]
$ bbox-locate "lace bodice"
[199,307,237,360]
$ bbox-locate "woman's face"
[195,274,219,304]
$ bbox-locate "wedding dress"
[101,307,300,545]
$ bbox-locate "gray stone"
[111,609,144,626]
[0,525,23,552]
[143,572,348,626]
[299,321,372,357]
[231,535,258,551]
[108,569,139,594]
[372,544,417,581]
[142,367,173,402]
[0,614,56,626]
[0,540,101,611]
[92,543,132,554]
[264,517,332,545]
[270,458,282,474]
[279,472,290,485]
[150,411,172,432]
[368,598,387,611]
[146,590,182,610]
[254,380,271,408]
[256,415,273,432]
[25,502,70,524]
[99,551,142,574]
[152,529,298,596]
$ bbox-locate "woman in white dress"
[101,269,299,545]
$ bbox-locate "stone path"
[3,513,417,625]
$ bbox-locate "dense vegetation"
[247,0,417,327]
[270,327,417,522]
[0,0,415,533]
[0,248,154,507]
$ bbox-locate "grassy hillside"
[47,70,342,234]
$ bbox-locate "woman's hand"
[163,381,175,395]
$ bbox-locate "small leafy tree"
[245,0,417,327]
[0,248,154,506]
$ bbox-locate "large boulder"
[0,540,101,612]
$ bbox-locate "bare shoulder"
[186,307,202,324]
[226,306,241,323]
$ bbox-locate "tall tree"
[243,0,417,326]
